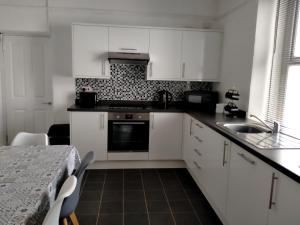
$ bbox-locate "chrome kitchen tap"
[249,114,280,134]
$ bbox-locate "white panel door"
[109,27,149,53]
[182,31,221,81]
[72,24,110,78]
[4,36,52,143]
[227,143,272,225]
[148,29,182,80]
[149,112,183,160]
[268,171,300,225]
[70,112,107,161]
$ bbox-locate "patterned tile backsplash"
[76,64,212,101]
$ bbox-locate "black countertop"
[68,103,300,184]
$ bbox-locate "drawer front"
[191,119,207,140]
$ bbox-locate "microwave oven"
[183,90,219,113]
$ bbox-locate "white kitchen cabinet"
[201,128,230,217]
[182,31,221,81]
[149,112,183,160]
[148,29,182,80]
[109,27,149,53]
[70,112,108,161]
[227,143,272,225]
[72,24,110,78]
[268,171,300,225]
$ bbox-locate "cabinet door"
[268,171,300,225]
[148,29,182,80]
[227,143,272,225]
[182,31,221,81]
[202,32,222,81]
[201,129,230,217]
[109,27,149,53]
[72,25,110,78]
[70,112,108,161]
[149,113,183,160]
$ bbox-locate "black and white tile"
[76,64,212,101]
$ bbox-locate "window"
[266,0,300,137]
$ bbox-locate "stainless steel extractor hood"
[108,52,150,65]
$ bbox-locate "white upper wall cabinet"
[72,24,110,78]
[109,27,149,53]
[147,29,182,80]
[182,31,221,81]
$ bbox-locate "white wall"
[215,0,258,111]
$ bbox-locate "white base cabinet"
[226,143,272,225]
[149,112,183,160]
[70,112,108,161]
[268,171,300,225]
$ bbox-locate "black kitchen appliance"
[183,90,219,113]
[157,90,173,109]
[79,91,97,108]
[108,112,149,152]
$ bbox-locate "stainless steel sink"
[216,122,300,149]
[222,123,271,134]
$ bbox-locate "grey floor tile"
[169,200,194,213]
[165,190,187,201]
[101,201,123,214]
[149,213,175,225]
[124,190,145,201]
[125,201,147,213]
[102,190,123,202]
[124,213,149,225]
[97,213,123,225]
[80,190,102,202]
[83,181,103,191]
[145,190,166,201]
[173,213,201,225]
[147,201,170,213]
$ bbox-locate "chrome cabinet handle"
[223,141,229,166]
[195,123,203,129]
[193,161,202,170]
[194,148,202,157]
[42,102,52,105]
[151,113,154,129]
[100,114,104,129]
[119,48,137,51]
[194,136,203,143]
[237,153,255,165]
[182,62,186,78]
[269,173,278,209]
[148,62,153,77]
[102,59,106,76]
[189,119,193,136]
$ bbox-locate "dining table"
[0,145,80,225]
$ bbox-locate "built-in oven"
[108,112,149,152]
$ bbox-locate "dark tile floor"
[76,169,223,225]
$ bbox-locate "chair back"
[11,132,49,146]
[42,176,77,225]
[60,151,95,218]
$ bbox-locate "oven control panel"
[108,112,150,121]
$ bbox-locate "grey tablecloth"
[0,145,80,225]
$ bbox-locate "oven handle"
[112,122,147,125]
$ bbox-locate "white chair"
[11,132,49,146]
[42,176,77,225]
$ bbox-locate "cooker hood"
[108,52,150,65]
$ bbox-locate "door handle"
[194,136,203,143]
[182,62,186,78]
[269,173,278,209]
[195,123,203,129]
[42,102,52,105]
[193,161,202,170]
[194,148,202,157]
[119,48,137,51]
[151,114,154,129]
[100,114,105,129]
[237,153,255,165]
[148,62,153,77]
[189,119,193,136]
[223,141,229,166]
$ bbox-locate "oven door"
[108,121,149,152]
